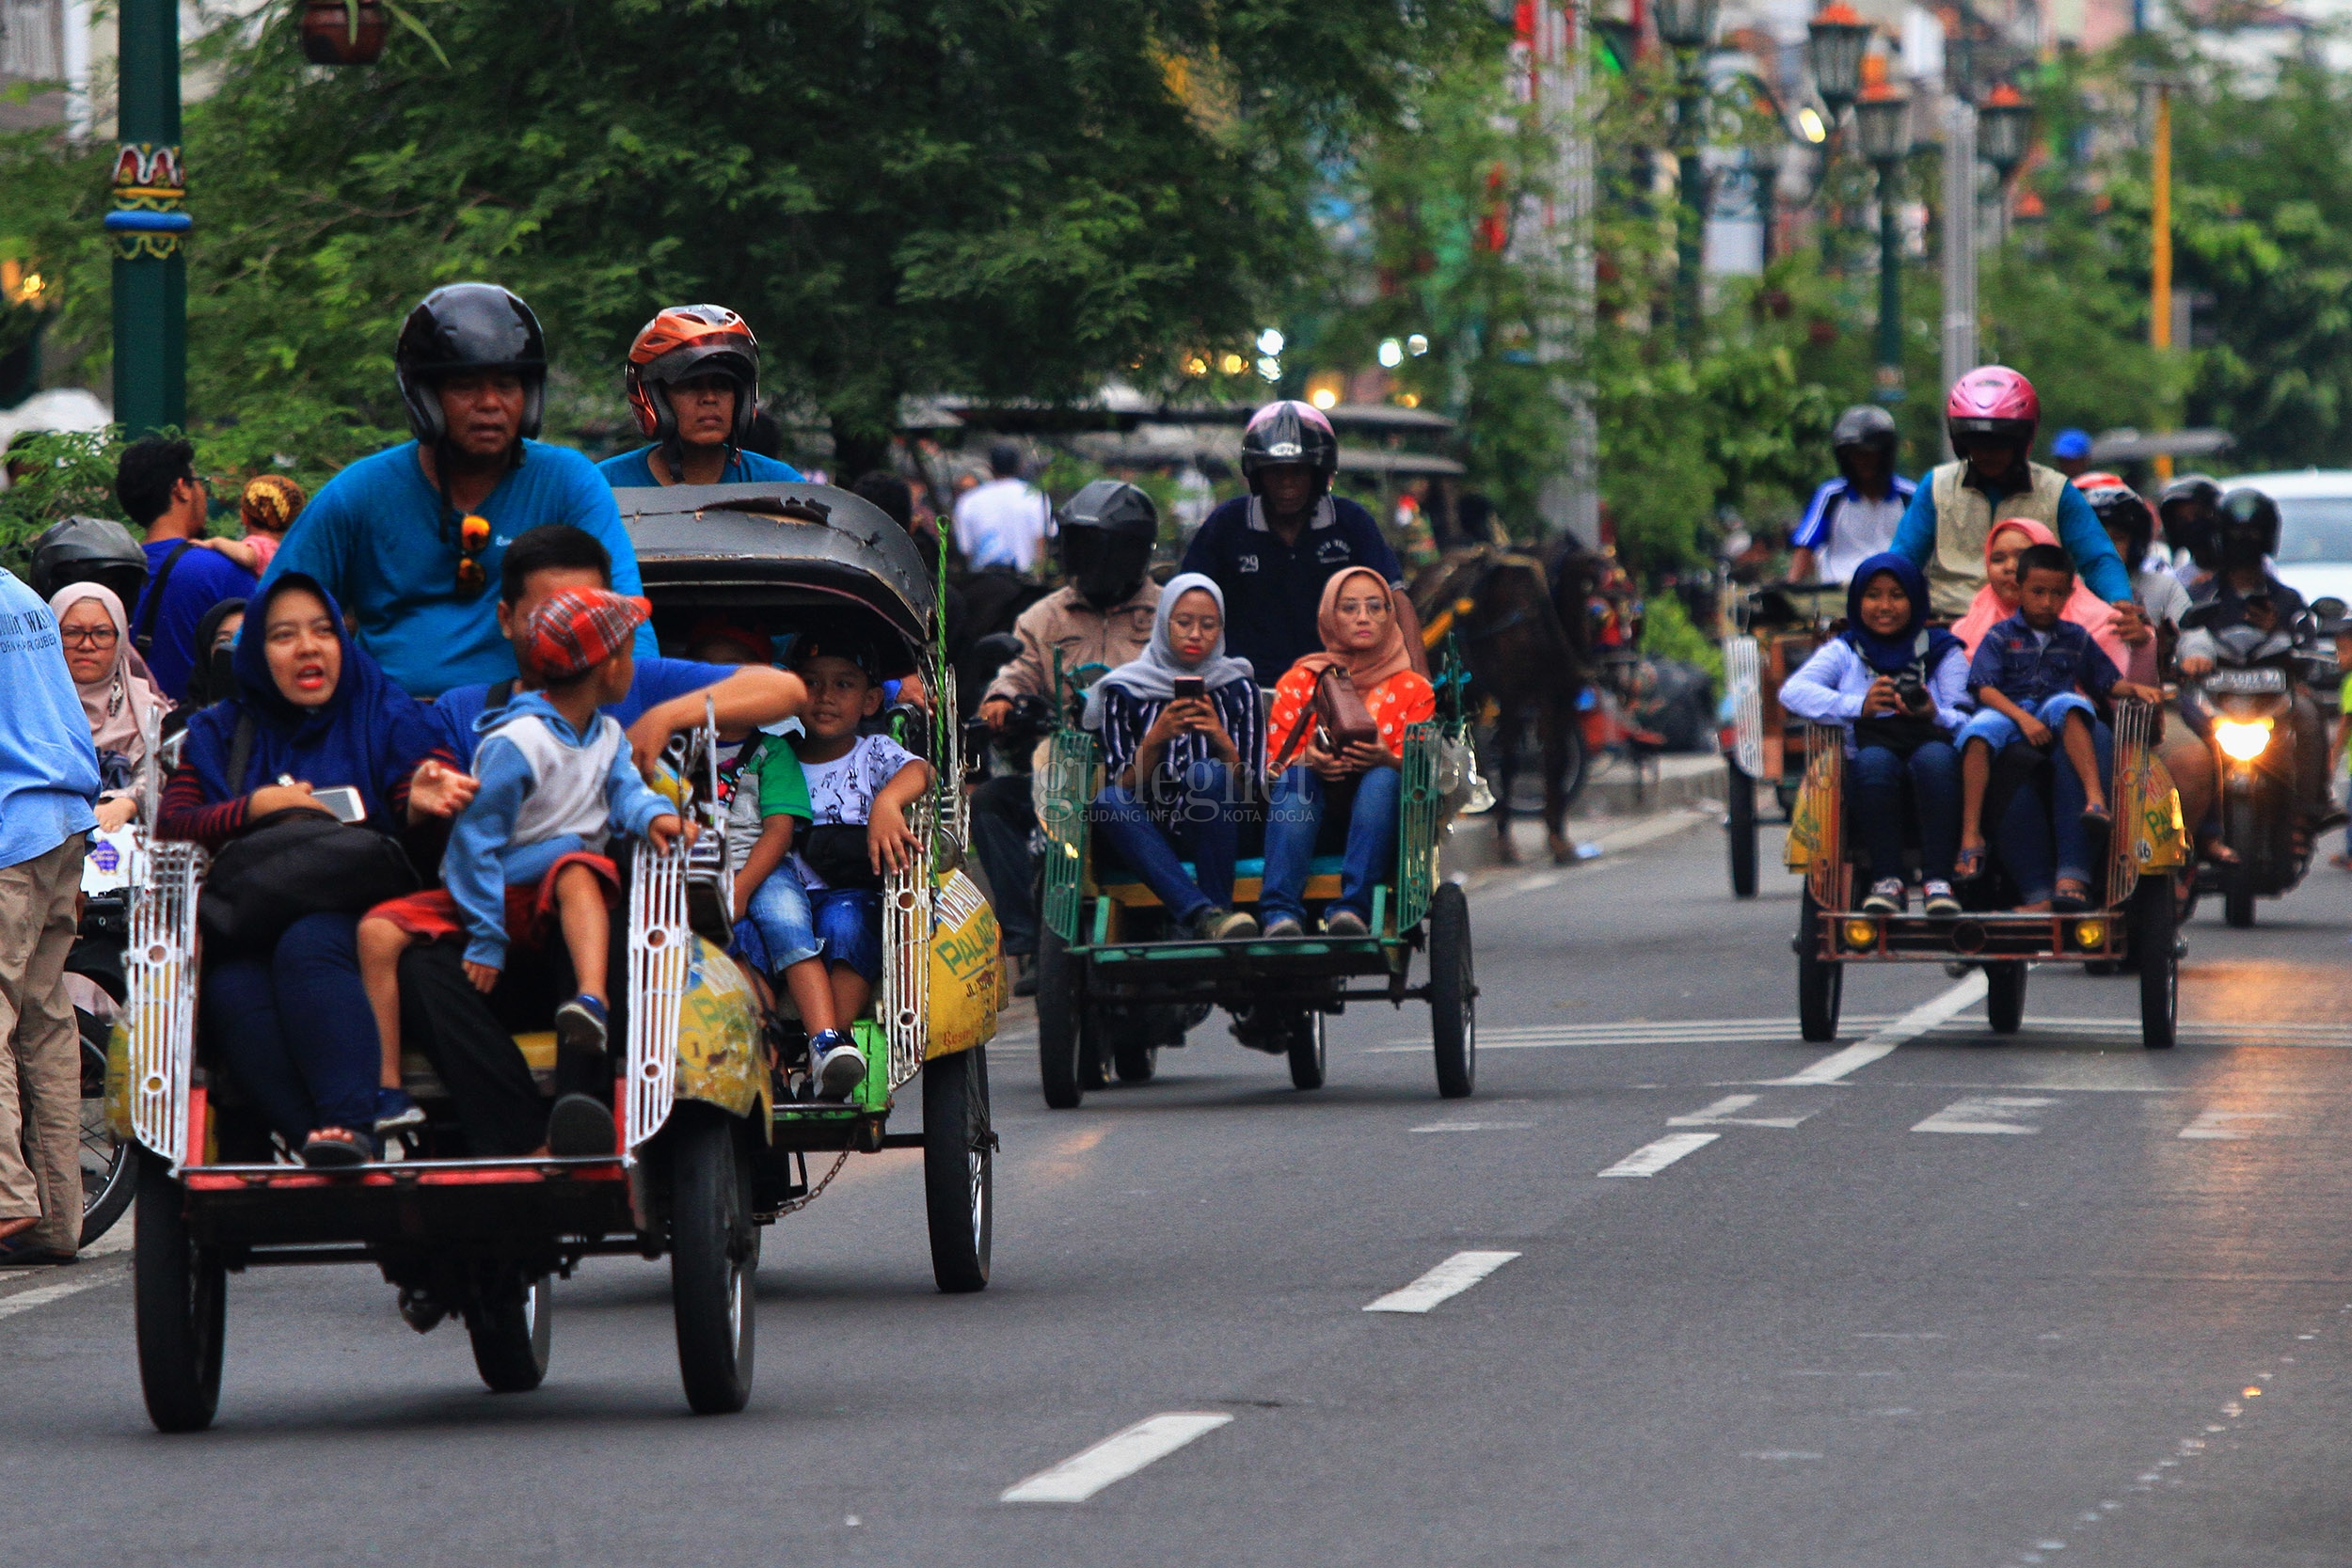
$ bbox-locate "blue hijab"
[1843,553,1962,676]
[182,573,447,821]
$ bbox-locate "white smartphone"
[310,785,366,824]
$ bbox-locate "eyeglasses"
[62,626,119,647]
[453,513,491,597]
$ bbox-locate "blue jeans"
[1851,741,1960,883]
[203,911,379,1144]
[1990,725,2113,903]
[1262,765,1404,927]
[739,858,823,971]
[810,888,882,984]
[1091,758,1243,923]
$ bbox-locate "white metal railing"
[126,839,202,1167]
[1724,635,1764,778]
[625,839,690,1151]
[882,795,934,1091]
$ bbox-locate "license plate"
[2203,667,2287,695]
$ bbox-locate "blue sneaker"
[810,1030,866,1102]
[373,1086,424,1133]
[555,993,610,1056]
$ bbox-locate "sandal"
[300,1127,373,1168]
[2080,804,2112,832]
[2054,879,2092,911]
[1955,844,1987,880]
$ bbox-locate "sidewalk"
[1440,751,1725,877]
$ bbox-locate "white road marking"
[0,1272,110,1321]
[1372,1017,1900,1051]
[1363,1249,1522,1313]
[1913,1096,2055,1134]
[1597,1131,1721,1177]
[2179,1110,2287,1140]
[1667,1093,1814,1130]
[1408,1120,1534,1132]
[1374,1014,2352,1053]
[1000,1414,1235,1502]
[1771,973,1992,1085]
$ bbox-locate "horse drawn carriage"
[110,483,999,1431]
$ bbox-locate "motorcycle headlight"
[2215,718,2274,762]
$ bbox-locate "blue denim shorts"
[1955,691,2096,752]
[737,858,822,971]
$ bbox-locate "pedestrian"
[263,283,652,698]
[952,443,1051,574]
[118,436,258,702]
[0,565,103,1265]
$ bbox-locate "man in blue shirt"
[262,284,654,698]
[0,567,101,1265]
[1179,400,1423,681]
[117,436,256,701]
[596,305,805,490]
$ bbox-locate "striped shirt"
[1095,677,1263,815]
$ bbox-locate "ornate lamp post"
[1855,83,1910,404]
[1976,81,2033,245]
[1805,3,1871,125]
[1752,132,1788,266]
[1655,0,1720,343]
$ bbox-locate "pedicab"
[1721,579,1847,898]
[1782,698,2186,1050]
[110,482,999,1433]
[1030,654,1479,1105]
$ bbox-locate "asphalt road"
[11,815,2352,1567]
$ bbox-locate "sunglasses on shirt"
[453,512,492,597]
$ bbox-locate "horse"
[1410,544,1594,864]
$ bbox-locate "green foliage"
[0,427,123,560]
[1638,588,1722,684]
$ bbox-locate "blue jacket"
[1963,611,2125,708]
[1891,474,2134,606]
[445,691,674,969]
[0,571,99,869]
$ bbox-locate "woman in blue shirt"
[596,305,804,489]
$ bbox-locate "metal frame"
[1724,635,1765,777]
[125,838,201,1169]
[625,840,691,1153]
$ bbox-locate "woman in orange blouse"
[1260,566,1437,937]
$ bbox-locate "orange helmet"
[624,305,760,450]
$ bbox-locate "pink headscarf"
[1948,518,2133,672]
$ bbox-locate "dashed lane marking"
[1408,1119,1536,1132]
[1770,974,1992,1085]
[1667,1093,1815,1130]
[1363,1250,1522,1313]
[0,1272,111,1322]
[1597,1131,1721,1177]
[1000,1414,1235,1503]
[2179,1109,2288,1140]
[1375,1015,2352,1052]
[1913,1096,2056,1134]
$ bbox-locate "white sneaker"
[1860,878,1906,915]
[1922,879,1962,917]
[811,1031,866,1101]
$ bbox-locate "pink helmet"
[1946,365,2039,450]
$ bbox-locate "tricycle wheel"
[923,1045,993,1293]
[134,1148,224,1433]
[1428,883,1475,1099]
[466,1271,551,1393]
[668,1105,755,1415]
[1726,761,1757,898]
[1796,886,1841,1043]
[2133,874,2178,1050]
[1287,1011,1327,1091]
[1035,925,1085,1109]
[79,1022,134,1245]
[1986,961,2027,1035]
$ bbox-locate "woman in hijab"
[1085,572,1263,941]
[1779,553,1971,917]
[156,574,474,1165]
[47,582,167,832]
[1260,566,1438,939]
[177,596,247,713]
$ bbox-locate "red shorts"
[365,851,619,951]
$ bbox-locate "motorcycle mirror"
[2309,596,2346,624]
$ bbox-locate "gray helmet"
[1829,404,1898,486]
[28,515,147,605]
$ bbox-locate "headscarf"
[180,573,446,821]
[182,596,249,709]
[47,582,166,766]
[1949,518,2132,671]
[1286,565,1414,694]
[1841,553,1962,676]
[1083,572,1255,729]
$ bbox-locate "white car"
[2222,468,2352,610]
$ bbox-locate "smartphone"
[1171,676,1206,702]
[310,785,367,824]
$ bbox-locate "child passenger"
[1954,544,2161,907]
[196,474,305,576]
[1779,553,1970,917]
[731,632,930,1098]
[358,589,692,1136]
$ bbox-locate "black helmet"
[1829,404,1899,487]
[2084,483,2156,568]
[1240,400,1340,498]
[2158,473,2225,568]
[394,283,548,446]
[2216,486,2280,566]
[1057,480,1157,608]
[28,515,148,606]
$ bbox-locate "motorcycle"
[2182,595,2342,927]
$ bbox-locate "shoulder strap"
[134,540,197,657]
[227,709,258,794]
[486,678,516,712]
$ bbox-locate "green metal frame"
[1395,721,1440,935]
[1041,727,1096,943]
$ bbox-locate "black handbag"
[797,823,882,891]
[199,808,421,957]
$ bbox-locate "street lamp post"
[106,0,189,436]
[1804,5,1869,272]
[1855,84,1909,404]
[1752,135,1787,266]
[1976,82,2033,247]
[1655,0,1719,344]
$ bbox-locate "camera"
[1891,668,1930,713]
